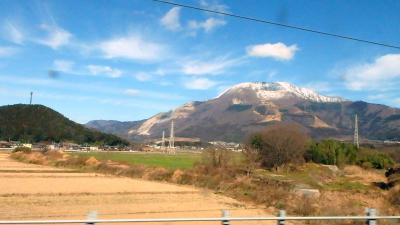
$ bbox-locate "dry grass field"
[0,153,275,225]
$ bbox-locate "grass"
[323,180,369,191]
[71,151,201,170]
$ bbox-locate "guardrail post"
[277,210,286,225]
[221,210,229,225]
[86,211,97,225]
[366,208,377,225]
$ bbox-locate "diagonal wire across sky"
[153,0,400,50]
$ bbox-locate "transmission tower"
[168,120,175,153]
[29,92,33,105]
[354,114,359,149]
[161,131,165,152]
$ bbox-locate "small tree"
[246,123,309,169]
[242,142,260,176]
[201,148,233,169]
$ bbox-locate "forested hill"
[0,104,129,146]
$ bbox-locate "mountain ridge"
[86,82,400,142]
[0,104,129,145]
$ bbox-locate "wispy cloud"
[184,78,217,90]
[246,42,298,61]
[52,60,123,78]
[0,46,18,57]
[393,98,400,106]
[188,18,226,33]
[199,0,229,13]
[87,65,123,78]
[181,56,241,76]
[160,7,182,31]
[0,76,184,101]
[1,87,175,114]
[134,72,153,82]
[97,35,165,61]
[342,54,400,90]
[53,60,75,73]
[3,20,24,44]
[36,24,72,49]
[304,82,333,93]
[160,1,227,35]
[124,88,141,96]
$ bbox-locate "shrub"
[305,140,357,167]
[12,146,32,153]
[246,123,309,169]
[306,140,395,169]
[357,148,394,169]
[200,148,234,170]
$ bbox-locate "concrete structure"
[168,120,175,154]
[354,114,359,149]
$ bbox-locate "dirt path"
[0,153,275,225]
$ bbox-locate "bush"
[246,124,309,169]
[356,148,394,169]
[200,148,234,169]
[305,140,357,167]
[12,146,32,153]
[306,140,394,169]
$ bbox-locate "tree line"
[244,123,395,173]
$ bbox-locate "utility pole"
[354,114,359,149]
[29,91,33,105]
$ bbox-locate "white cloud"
[304,82,333,93]
[394,98,400,105]
[342,54,400,90]
[0,46,18,57]
[53,60,74,73]
[184,78,217,90]
[188,17,226,33]
[159,81,172,86]
[36,24,72,49]
[3,21,24,44]
[0,76,183,101]
[87,65,123,78]
[97,35,165,61]
[246,42,298,61]
[199,0,229,13]
[367,93,389,101]
[134,72,152,81]
[181,56,239,75]
[160,7,182,31]
[124,89,141,96]
[52,60,123,79]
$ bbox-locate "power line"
[153,0,400,50]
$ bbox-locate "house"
[22,143,32,149]
[89,146,99,151]
[0,141,12,149]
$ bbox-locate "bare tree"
[246,123,309,169]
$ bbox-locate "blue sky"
[0,0,400,123]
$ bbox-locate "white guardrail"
[0,209,399,225]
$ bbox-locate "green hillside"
[0,104,129,146]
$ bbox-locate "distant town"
[0,139,245,152]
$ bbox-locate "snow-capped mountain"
[217,82,344,103]
[87,82,400,142]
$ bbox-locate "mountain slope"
[86,120,144,140]
[87,82,400,142]
[0,104,129,145]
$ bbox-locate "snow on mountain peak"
[218,82,344,103]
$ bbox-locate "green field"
[72,151,202,170]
